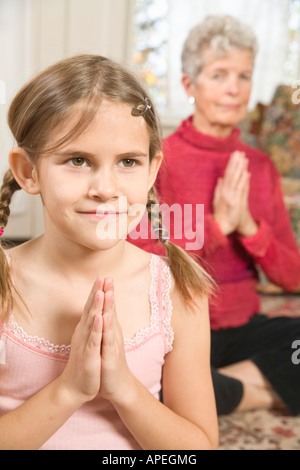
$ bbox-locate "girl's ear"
[148,153,163,191]
[8,148,40,195]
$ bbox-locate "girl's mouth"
[78,211,127,220]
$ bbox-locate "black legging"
[211,314,300,416]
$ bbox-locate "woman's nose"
[226,76,240,95]
[88,168,118,201]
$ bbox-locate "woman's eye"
[119,159,136,168]
[69,157,87,167]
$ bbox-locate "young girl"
[0,55,218,450]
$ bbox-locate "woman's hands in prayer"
[213,151,258,237]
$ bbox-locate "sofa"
[239,85,300,296]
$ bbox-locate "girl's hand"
[58,277,104,406]
[99,278,135,405]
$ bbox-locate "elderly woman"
[130,15,300,415]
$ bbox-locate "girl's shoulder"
[125,240,165,271]
[5,238,37,260]
[127,243,172,285]
[128,242,208,318]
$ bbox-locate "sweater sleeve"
[201,214,228,256]
[239,167,300,292]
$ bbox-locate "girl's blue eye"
[69,157,87,167]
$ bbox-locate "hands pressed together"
[59,276,132,408]
[213,151,258,238]
[57,151,258,422]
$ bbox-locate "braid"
[0,169,21,229]
[146,187,216,306]
[146,187,168,244]
[0,169,21,321]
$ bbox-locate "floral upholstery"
[239,85,300,248]
[239,85,300,293]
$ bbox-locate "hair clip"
[132,97,152,116]
[0,229,4,237]
[153,227,169,245]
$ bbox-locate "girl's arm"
[0,375,85,450]
[0,278,104,450]
[100,281,219,450]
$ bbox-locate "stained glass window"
[130,0,169,113]
[285,0,300,84]
[130,0,300,115]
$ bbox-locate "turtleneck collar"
[177,115,241,152]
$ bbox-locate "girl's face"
[34,100,161,251]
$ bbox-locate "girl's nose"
[88,168,118,201]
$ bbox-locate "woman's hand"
[57,277,104,406]
[213,151,257,237]
[236,169,258,237]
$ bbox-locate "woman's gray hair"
[181,15,258,82]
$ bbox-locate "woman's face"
[183,46,254,136]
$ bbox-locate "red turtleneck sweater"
[128,117,300,329]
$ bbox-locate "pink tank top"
[0,254,174,450]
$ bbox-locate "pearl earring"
[188,96,195,105]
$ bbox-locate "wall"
[0,0,131,240]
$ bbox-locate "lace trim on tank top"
[1,254,174,357]
[124,254,174,353]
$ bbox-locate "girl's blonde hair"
[0,54,214,321]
